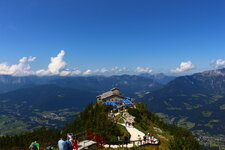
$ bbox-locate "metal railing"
[105,139,160,148]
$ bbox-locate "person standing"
[146,133,150,143]
[124,135,129,147]
[143,135,146,144]
[117,136,121,147]
[71,137,79,150]
[64,137,72,150]
[137,135,141,145]
[58,137,65,150]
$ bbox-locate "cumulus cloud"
[48,50,67,74]
[171,61,196,74]
[1,50,140,76]
[0,56,35,76]
[0,50,199,76]
[19,56,36,63]
[36,50,68,76]
[135,67,153,73]
[211,59,225,69]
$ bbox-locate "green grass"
[0,119,29,135]
[220,104,225,110]
[205,122,213,128]
[201,111,212,117]
[183,103,193,110]
[167,107,181,110]
[183,103,202,110]
[0,99,9,103]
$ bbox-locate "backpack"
[30,144,38,150]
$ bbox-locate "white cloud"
[0,51,139,76]
[211,59,225,69]
[71,70,82,75]
[28,56,36,62]
[83,69,93,75]
[94,68,108,74]
[135,67,153,73]
[36,69,49,76]
[60,70,72,76]
[171,61,196,74]
[48,50,66,74]
[0,56,36,76]
[36,50,69,76]
[110,67,130,74]
[0,50,200,76]
[19,56,36,63]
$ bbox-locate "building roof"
[104,97,133,107]
[100,91,115,99]
[97,88,123,100]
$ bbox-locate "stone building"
[96,88,124,103]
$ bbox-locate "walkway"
[104,123,146,148]
[78,140,96,150]
[121,123,145,141]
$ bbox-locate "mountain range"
[141,69,225,148]
[0,74,165,135]
[0,70,224,148]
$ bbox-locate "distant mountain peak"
[139,73,175,84]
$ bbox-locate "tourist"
[29,140,40,150]
[64,137,72,150]
[128,122,131,127]
[150,135,155,144]
[143,135,146,144]
[117,136,121,147]
[58,137,65,150]
[117,136,121,142]
[67,133,73,141]
[146,133,150,143]
[137,135,142,145]
[71,137,79,150]
[124,135,129,147]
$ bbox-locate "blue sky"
[0,0,224,76]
